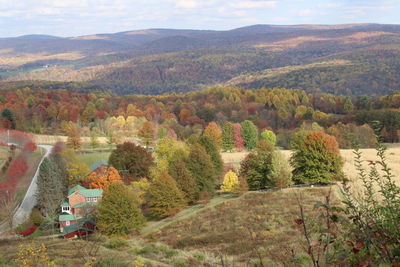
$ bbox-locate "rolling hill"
[2,23,400,95]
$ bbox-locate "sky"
[0,0,399,37]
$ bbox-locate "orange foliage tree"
[86,166,122,189]
[204,122,222,149]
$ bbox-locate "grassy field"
[0,146,10,182]
[146,187,340,266]
[14,148,45,204]
[76,151,111,168]
[0,234,229,266]
[221,144,400,186]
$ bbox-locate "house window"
[86,197,98,202]
[66,221,70,226]
[62,206,70,212]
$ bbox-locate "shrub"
[290,131,344,184]
[30,209,44,226]
[104,238,129,249]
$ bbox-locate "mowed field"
[221,144,400,187]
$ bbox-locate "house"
[62,217,96,239]
[59,185,102,237]
[89,159,108,173]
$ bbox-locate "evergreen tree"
[241,120,258,150]
[186,144,217,193]
[168,158,198,204]
[290,131,344,184]
[222,121,235,152]
[1,109,15,129]
[36,157,67,219]
[146,172,186,218]
[198,135,223,179]
[96,182,145,236]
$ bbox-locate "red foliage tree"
[7,155,28,185]
[24,141,37,153]
[233,123,244,152]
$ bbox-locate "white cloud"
[231,1,276,9]
[298,9,312,16]
[173,0,200,9]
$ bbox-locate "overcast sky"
[0,0,399,37]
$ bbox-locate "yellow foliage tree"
[221,171,239,192]
[86,166,122,189]
[62,149,90,186]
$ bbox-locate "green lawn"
[77,152,111,168]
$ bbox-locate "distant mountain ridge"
[1,23,400,95]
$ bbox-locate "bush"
[29,209,44,226]
[104,238,129,249]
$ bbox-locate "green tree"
[198,135,223,179]
[241,120,258,150]
[222,121,234,152]
[239,141,275,190]
[36,152,68,232]
[108,142,154,181]
[186,144,217,193]
[270,150,292,189]
[1,109,15,129]
[146,172,186,218]
[168,158,198,204]
[260,130,276,146]
[96,182,145,236]
[290,131,344,184]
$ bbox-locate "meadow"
[221,144,400,186]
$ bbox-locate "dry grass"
[0,146,9,179]
[221,144,400,186]
[0,235,227,266]
[147,187,341,265]
[0,52,84,67]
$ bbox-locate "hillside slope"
[2,24,400,95]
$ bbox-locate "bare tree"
[0,190,16,230]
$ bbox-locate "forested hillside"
[2,24,400,95]
[1,86,400,146]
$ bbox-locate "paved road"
[0,145,53,233]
